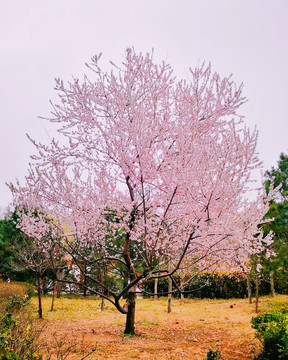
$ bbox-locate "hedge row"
[144,272,283,299]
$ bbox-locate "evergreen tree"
[262,153,288,293]
[0,211,31,281]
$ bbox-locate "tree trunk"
[37,277,43,319]
[56,268,62,298]
[154,278,158,300]
[270,271,275,297]
[167,276,172,313]
[180,278,184,300]
[167,259,172,313]
[247,273,252,304]
[255,274,259,313]
[124,290,136,335]
[82,261,87,297]
[50,280,57,311]
[122,205,137,335]
[99,266,105,311]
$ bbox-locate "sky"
[0,0,287,213]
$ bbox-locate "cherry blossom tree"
[12,217,61,318]
[10,48,274,334]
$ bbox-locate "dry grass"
[0,282,31,316]
[32,295,288,360]
[0,282,29,300]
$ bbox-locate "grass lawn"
[32,295,288,359]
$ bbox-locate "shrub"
[204,348,222,360]
[21,283,35,299]
[186,271,271,299]
[144,271,271,299]
[252,308,288,359]
[0,294,42,360]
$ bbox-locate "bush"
[0,294,41,360]
[21,283,35,299]
[186,272,271,299]
[144,271,271,299]
[144,277,171,298]
[204,348,222,360]
[252,308,288,359]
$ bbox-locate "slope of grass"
[0,282,29,300]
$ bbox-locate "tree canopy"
[9,49,274,333]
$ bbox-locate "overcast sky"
[0,0,287,212]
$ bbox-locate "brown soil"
[35,295,283,359]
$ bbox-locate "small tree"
[11,210,68,316]
[261,153,288,295]
[14,236,50,318]
[10,49,274,334]
[0,210,32,282]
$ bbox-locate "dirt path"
[34,295,287,359]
